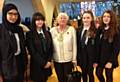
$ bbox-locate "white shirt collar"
[104,26,109,30]
[37,29,45,38]
[37,29,44,34]
[83,26,89,31]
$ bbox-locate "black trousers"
[54,62,73,82]
[96,66,113,82]
[32,76,48,82]
[78,53,94,82]
[3,79,16,82]
[78,47,95,82]
[80,64,94,82]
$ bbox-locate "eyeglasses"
[7,12,18,16]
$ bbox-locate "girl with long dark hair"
[77,10,97,82]
[96,10,120,82]
[26,12,53,82]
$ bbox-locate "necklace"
[57,26,68,42]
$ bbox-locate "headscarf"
[2,3,21,33]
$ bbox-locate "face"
[82,13,92,26]
[58,15,68,26]
[103,12,111,25]
[7,9,18,23]
[35,19,44,28]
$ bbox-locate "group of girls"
[0,3,120,82]
[77,10,120,82]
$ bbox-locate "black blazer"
[0,24,27,79]
[96,28,120,68]
[26,29,53,80]
[77,27,97,66]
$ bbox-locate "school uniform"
[0,4,27,82]
[26,28,53,82]
[77,26,97,82]
[96,27,120,82]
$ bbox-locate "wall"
[5,0,35,21]
[32,0,44,15]
[0,0,4,23]
[41,0,56,27]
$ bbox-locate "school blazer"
[50,26,77,63]
[77,27,97,65]
[96,28,120,68]
[26,29,53,79]
[0,24,27,79]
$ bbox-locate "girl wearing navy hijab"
[0,3,27,82]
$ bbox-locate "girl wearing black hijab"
[0,3,27,82]
[26,12,53,82]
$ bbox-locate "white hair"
[56,12,69,21]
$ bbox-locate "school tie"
[39,33,47,52]
[81,30,87,48]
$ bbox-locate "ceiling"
[56,0,106,3]
[57,0,86,2]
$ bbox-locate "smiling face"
[57,13,69,27]
[35,19,44,28]
[6,9,18,23]
[58,15,68,26]
[82,13,92,27]
[102,12,111,25]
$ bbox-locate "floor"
[27,54,120,82]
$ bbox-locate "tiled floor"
[27,54,120,82]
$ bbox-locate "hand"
[105,62,112,69]
[93,63,98,68]
[44,62,51,69]
[72,60,77,67]
[0,76,3,82]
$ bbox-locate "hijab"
[2,3,21,33]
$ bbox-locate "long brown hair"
[101,10,118,41]
[82,10,96,38]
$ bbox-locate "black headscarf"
[2,3,21,33]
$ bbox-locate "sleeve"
[72,27,77,62]
[0,26,2,75]
[47,31,53,62]
[0,41,2,76]
[26,32,47,67]
[111,32,120,63]
[94,28,102,63]
[19,27,28,65]
[76,28,80,60]
[77,27,83,64]
[0,26,3,76]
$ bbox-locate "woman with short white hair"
[50,12,77,82]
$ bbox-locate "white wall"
[5,0,35,21]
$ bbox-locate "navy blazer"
[26,29,53,79]
[77,27,97,66]
[0,24,27,79]
[96,28,120,68]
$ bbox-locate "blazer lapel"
[79,27,83,42]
